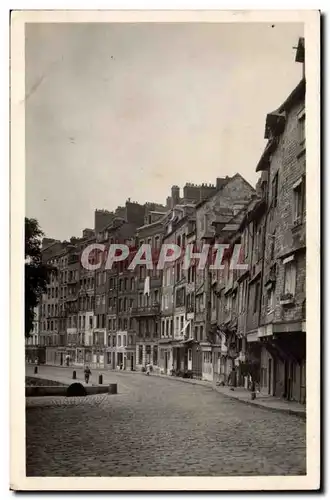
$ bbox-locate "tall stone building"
[255,41,306,403]
[194,173,256,380]
[39,240,64,363]
[133,210,165,371]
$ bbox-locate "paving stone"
[26,369,306,477]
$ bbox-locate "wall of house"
[261,98,306,327]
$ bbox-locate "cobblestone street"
[26,368,306,477]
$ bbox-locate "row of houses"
[26,38,306,403]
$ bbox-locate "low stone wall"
[25,377,66,387]
[25,376,118,398]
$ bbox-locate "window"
[270,231,276,261]
[266,288,275,313]
[293,177,305,223]
[123,335,127,346]
[117,335,121,347]
[176,262,181,282]
[298,107,306,147]
[176,287,185,307]
[200,325,204,341]
[180,315,184,333]
[155,236,160,249]
[161,320,165,337]
[272,172,279,208]
[283,258,296,296]
[131,277,135,290]
[123,318,128,330]
[188,349,192,361]
[194,326,198,340]
[254,282,260,313]
[256,227,262,260]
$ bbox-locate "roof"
[257,79,305,171]
[195,175,232,209]
[195,173,256,211]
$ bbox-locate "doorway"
[284,361,293,400]
[117,352,123,368]
[268,358,272,395]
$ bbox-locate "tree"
[25,218,54,337]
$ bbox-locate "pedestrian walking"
[84,365,92,383]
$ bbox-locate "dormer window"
[264,110,286,139]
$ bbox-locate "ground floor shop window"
[203,352,212,364]
[146,345,151,364]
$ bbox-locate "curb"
[212,387,306,419]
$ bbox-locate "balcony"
[131,304,160,317]
[280,293,295,306]
[137,277,162,290]
[66,293,78,302]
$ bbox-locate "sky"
[25,22,304,240]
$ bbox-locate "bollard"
[251,381,256,400]
[34,366,38,374]
[73,370,76,380]
[98,374,103,385]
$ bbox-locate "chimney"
[294,37,305,78]
[171,185,180,208]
